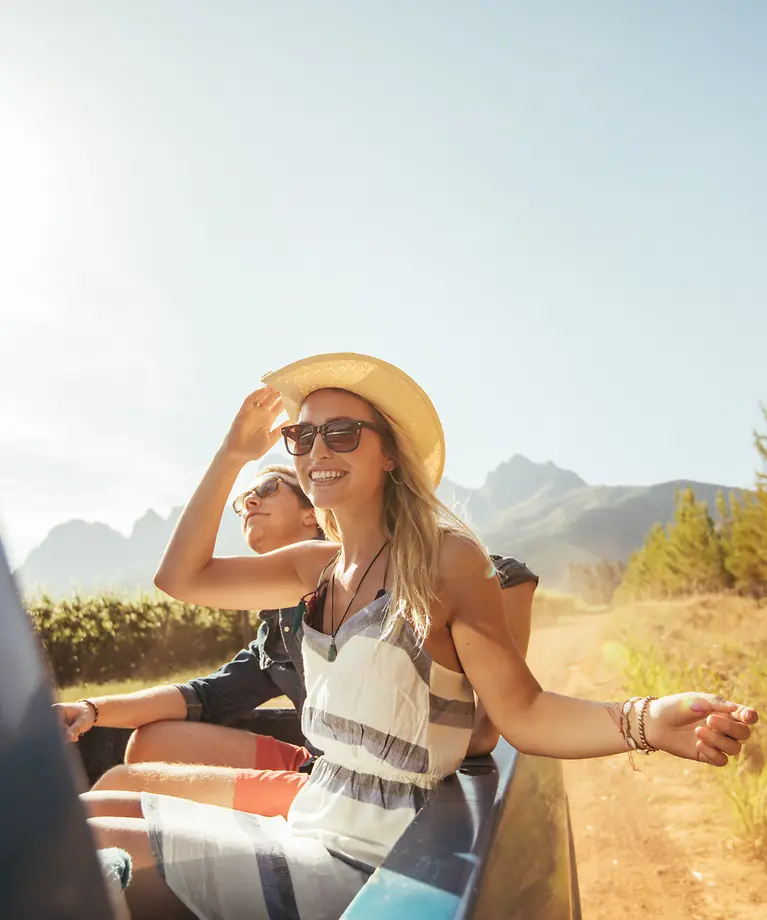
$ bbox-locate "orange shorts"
[232,735,312,818]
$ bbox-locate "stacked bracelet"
[607,698,639,771]
[609,695,660,771]
[636,696,659,753]
[77,698,99,725]
[621,697,642,752]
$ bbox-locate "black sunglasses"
[281,420,382,456]
[232,476,308,514]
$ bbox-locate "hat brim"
[262,353,445,487]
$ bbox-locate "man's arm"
[54,685,187,743]
[501,580,536,658]
[55,633,281,742]
[492,554,539,656]
[466,555,538,757]
[179,639,282,726]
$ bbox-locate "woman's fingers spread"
[703,696,739,713]
[241,386,280,410]
[705,713,751,741]
[695,739,728,767]
[695,725,741,758]
[243,387,272,406]
[733,705,759,725]
[264,394,284,415]
[250,391,283,417]
[704,698,759,725]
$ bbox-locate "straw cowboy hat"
[262,353,446,487]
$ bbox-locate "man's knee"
[124,722,174,764]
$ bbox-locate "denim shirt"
[176,608,304,716]
[175,555,537,753]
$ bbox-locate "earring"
[388,468,404,485]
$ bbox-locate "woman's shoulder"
[299,538,341,553]
[285,539,341,589]
[435,533,498,626]
[437,531,494,584]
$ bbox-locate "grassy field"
[605,595,767,856]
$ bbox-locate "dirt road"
[527,611,766,920]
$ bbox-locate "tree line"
[570,407,767,604]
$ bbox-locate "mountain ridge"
[15,456,742,597]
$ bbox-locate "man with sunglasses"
[58,465,325,817]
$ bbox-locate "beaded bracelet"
[77,698,100,726]
[622,697,642,752]
[607,698,639,771]
[610,695,659,770]
[637,696,659,753]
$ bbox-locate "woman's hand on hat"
[220,387,284,464]
[644,692,758,766]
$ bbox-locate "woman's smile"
[308,468,349,485]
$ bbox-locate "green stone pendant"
[328,639,338,662]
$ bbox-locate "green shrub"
[25,594,249,688]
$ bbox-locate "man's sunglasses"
[232,476,308,514]
[281,420,382,457]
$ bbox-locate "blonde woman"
[91,353,758,920]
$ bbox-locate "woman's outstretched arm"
[444,537,757,765]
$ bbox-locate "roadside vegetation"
[569,408,767,856]
[571,406,767,605]
[608,595,767,857]
[26,594,252,689]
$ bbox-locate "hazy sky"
[1,1,765,568]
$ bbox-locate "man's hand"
[54,701,96,743]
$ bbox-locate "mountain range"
[15,455,741,597]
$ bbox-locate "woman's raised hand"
[220,386,285,464]
[645,692,758,767]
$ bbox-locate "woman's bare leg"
[90,762,237,807]
[82,790,145,819]
[89,817,196,920]
[85,762,306,819]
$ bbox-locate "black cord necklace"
[328,541,389,662]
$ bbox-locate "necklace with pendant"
[328,541,389,662]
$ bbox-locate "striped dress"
[142,591,475,920]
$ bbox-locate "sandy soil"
[527,611,767,920]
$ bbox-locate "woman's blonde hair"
[312,394,490,644]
